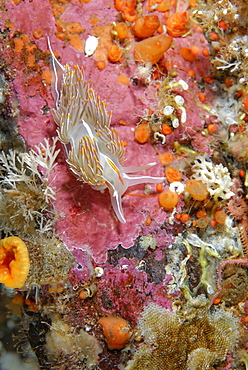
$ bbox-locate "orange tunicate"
[69,35,85,52]
[185,179,209,201]
[158,190,179,210]
[13,37,24,53]
[96,60,106,70]
[114,0,137,22]
[115,22,128,40]
[66,22,85,35]
[196,210,207,219]
[42,69,52,84]
[243,94,248,110]
[214,209,226,224]
[181,213,190,222]
[108,44,123,62]
[117,74,130,86]
[32,28,43,39]
[158,152,175,166]
[0,236,30,289]
[207,123,217,134]
[134,34,172,64]
[133,15,160,39]
[165,166,182,183]
[26,54,36,68]
[99,316,132,350]
[166,12,190,37]
[157,0,171,12]
[180,47,196,62]
[134,122,151,143]
[161,123,172,135]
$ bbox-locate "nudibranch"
[48,40,164,223]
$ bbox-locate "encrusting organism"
[48,39,164,223]
[0,236,30,288]
[125,295,241,370]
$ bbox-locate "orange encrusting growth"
[134,35,172,64]
[165,166,182,183]
[185,179,209,201]
[99,316,132,350]
[0,236,30,289]
[158,190,179,210]
[133,15,160,39]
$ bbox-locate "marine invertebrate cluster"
[126,295,241,370]
[0,139,59,236]
[45,314,102,368]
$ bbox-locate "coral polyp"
[0,236,30,288]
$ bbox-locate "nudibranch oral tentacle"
[48,39,164,223]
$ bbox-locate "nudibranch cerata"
[48,39,164,223]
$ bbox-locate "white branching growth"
[0,138,60,235]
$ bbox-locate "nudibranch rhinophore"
[48,39,164,223]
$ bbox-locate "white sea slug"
[48,40,164,223]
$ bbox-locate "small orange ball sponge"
[99,316,132,350]
[0,236,30,288]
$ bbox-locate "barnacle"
[49,40,164,223]
[126,295,241,370]
[0,236,30,288]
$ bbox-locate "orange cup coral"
[134,34,172,64]
[158,190,178,210]
[0,236,30,288]
[99,316,132,350]
[185,179,208,201]
[214,209,226,224]
[165,166,182,183]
